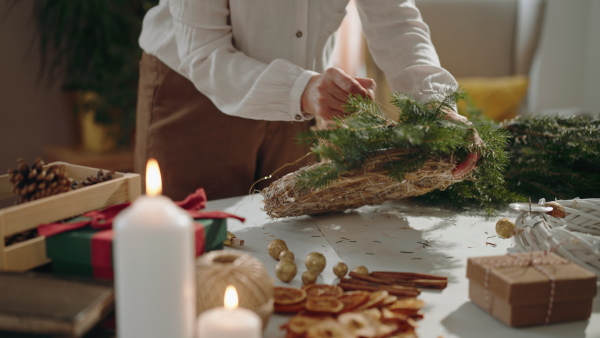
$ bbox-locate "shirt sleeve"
[168,0,315,121]
[355,0,458,104]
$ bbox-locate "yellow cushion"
[457,76,529,122]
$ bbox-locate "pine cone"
[72,169,115,189]
[4,229,38,247]
[8,158,73,204]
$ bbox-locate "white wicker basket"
[512,198,600,277]
[545,198,600,235]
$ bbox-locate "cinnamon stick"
[349,272,448,289]
[348,272,414,287]
[337,282,421,298]
[370,271,447,281]
[410,279,447,290]
[341,276,417,290]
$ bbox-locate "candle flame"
[145,159,162,196]
[224,285,238,309]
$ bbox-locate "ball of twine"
[262,148,468,218]
[196,250,274,329]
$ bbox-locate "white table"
[206,194,600,338]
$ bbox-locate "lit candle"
[197,285,262,338]
[114,159,195,338]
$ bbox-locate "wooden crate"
[0,162,141,272]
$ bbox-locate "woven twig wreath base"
[262,149,467,218]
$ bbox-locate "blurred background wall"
[529,0,600,115]
[1,0,599,174]
[0,1,71,173]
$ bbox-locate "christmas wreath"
[262,90,600,218]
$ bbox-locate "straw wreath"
[260,90,508,218]
[262,148,469,218]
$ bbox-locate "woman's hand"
[301,67,376,121]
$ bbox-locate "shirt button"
[296,31,303,38]
[295,114,302,121]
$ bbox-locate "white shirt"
[139,0,457,122]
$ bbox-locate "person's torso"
[140,0,349,74]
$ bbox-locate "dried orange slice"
[304,296,344,314]
[274,286,307,305]
[339,291,370,312]
[302,284,343,298]
[274,300,306,314]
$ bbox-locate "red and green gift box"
[38,189,243,279]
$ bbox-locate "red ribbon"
[89,223,209,279]
[38,188,245,237]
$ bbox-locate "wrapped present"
[39,189,243,279]
[467,251,597,327]
[45,218,225,279]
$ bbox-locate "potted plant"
[19,0,158,152]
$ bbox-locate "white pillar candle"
[115,159,195,338]
[197,285,262,338]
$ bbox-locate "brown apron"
[134,53,313,201]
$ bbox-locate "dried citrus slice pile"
[278,284,425,338]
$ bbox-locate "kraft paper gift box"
[466,251,597,327]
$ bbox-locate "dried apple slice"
[305,318,352,338]
[338,312,378,337]
[356,290,389,310]
[387,298,425,316]
[284,315,323,335]
[381,294,398,307]
[381,307,409,323]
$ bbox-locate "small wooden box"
[0,162,141,272]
